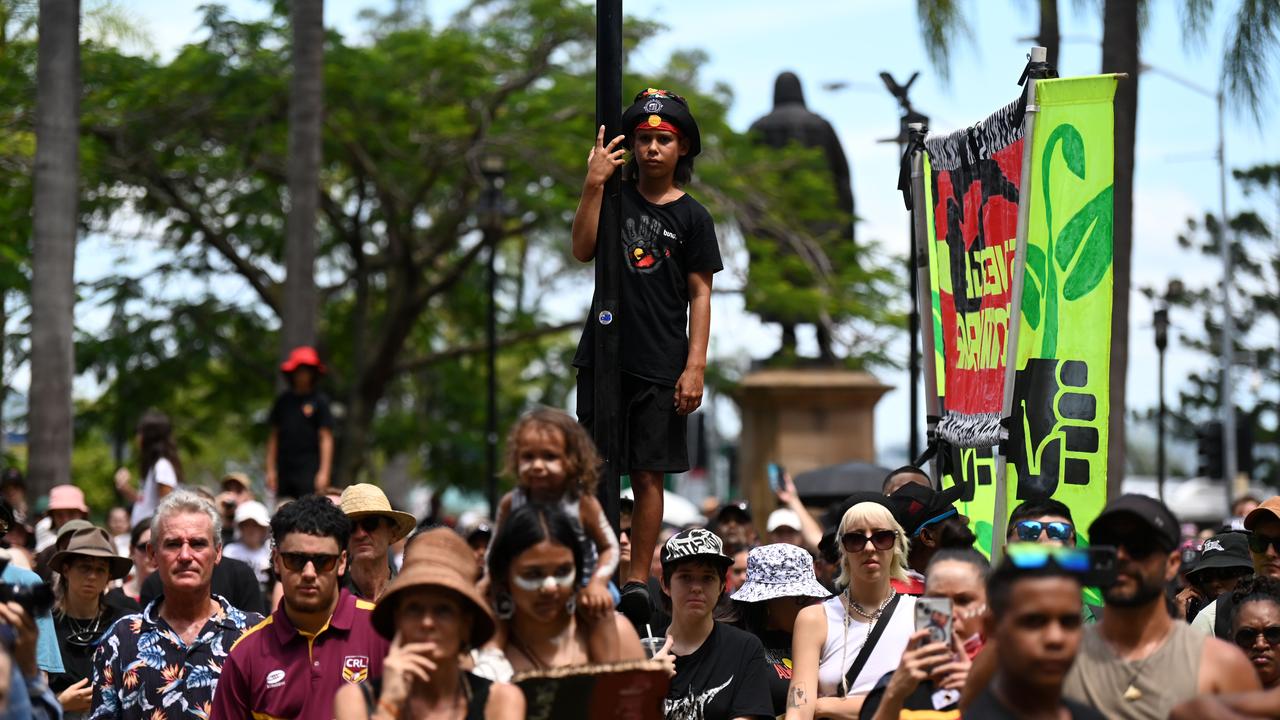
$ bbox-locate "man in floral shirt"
[89,490,263,720]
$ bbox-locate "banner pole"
[908,123,939,483]
[993,45,1047,564]
[594,0,623,534]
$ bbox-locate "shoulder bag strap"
[841,593,902,697]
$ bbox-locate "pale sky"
[71,0,1280,468]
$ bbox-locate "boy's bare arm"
[674,271,713,415]
[571,126,626,262]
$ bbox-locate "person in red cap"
[267,345,334,499]
[570,88,722,627]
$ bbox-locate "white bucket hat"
[729,543,831,603]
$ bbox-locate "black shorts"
[576,370,689,475]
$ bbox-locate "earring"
[495,592,514,620]
[565,596,577,616]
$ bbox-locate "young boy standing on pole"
[571,89,722,626]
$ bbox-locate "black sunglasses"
[1235,626,1280,648]
[1092,533,1163,559]
[354,516,388,534]
[279,551,341,574]
[840,530,897,553]
[1247,534,1280,555]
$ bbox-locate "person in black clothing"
[729,543,830,716]
[48,527,139,717]
[961,554,1102,719]
[571,87,722,628]
[660,528,773,720]
[266,346,334,499]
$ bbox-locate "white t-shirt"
[131,457,178,526]
[223,542,273,588]
[816,592,917,697]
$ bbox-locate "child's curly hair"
[503,407,602,498]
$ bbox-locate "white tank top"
[817,592,916,697]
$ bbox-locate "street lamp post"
[480,154,506,520]
[1153,304,1168,502]
[879,71,929,463]
[1140,63,1236,503]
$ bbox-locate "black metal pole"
[906,118,921,463]
[594,0,623,533]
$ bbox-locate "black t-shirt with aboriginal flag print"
[574,182,723,386]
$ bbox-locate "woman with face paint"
[488,504,643,674]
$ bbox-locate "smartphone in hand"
[767,463,785,494]
[915,596,953,646]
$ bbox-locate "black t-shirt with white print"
[574,182,723,386]
[665,622,774,720]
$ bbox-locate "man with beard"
[211,495,389,720]
[887,483,974,595]
[1062,494,1258,718]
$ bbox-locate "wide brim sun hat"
[339,484,417,543]
[50,527,134,581]
[730,543,831,603]
[371,527,495,648]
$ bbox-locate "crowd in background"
[0,343,1277,718]
[0,408,1276,719]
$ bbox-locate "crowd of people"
[1,410,1280,718]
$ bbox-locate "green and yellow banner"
[1004,74,1119,548]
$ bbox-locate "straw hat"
[50,527,133,580]
[371,528,496,647]
[338,484,416,542]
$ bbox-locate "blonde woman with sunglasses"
[785,502,916,719]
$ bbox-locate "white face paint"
[511,570,576,593]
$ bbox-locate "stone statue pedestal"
[735,368,892,524]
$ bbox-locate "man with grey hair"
[89,490,264,720]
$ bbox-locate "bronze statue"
[746,72,855,363]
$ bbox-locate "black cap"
[1089,494,1181,551]
[622,88,702,157]
[714,500,751,524]
[887,482,966,537]
[1190,532,1254,576]
[661,528,733,570]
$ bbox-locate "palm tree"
[28,0,79,497]
[282,0,323,356]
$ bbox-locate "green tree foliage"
[2,2,902,505]
[1141,162,1280,483]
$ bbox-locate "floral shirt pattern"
[88,594,262,720]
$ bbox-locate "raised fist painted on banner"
[1009,358,1099,500]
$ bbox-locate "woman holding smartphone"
[785,502,917,719]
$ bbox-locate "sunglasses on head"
[1247,534,1280,555]
[279,551,341,574]
[354,516,387,534]
[1014,520,1074,542]
[840,529,897,553]
[1004,544,1091,573]
[1235,626,1280,648]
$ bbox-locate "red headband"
[636,115,681,137]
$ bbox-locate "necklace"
[59,608,105,649]
[838,588,897,696]
[1106,622,1173,702]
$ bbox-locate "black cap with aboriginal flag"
[622,87,702,157]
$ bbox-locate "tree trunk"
[1102,0,1139,498]
[1039,0,1060,72]
[282,0,323,356]
[28,0,80,497]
